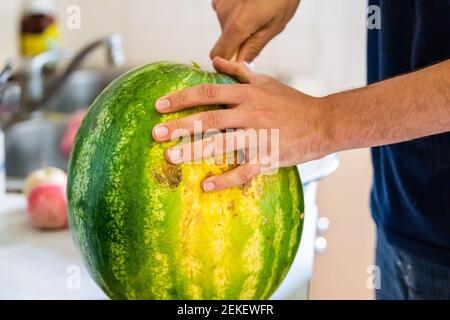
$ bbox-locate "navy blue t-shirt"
[367,0,450,265]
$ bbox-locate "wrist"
[317,93,344,156]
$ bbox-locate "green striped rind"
[67,61,304,300]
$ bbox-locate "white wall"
[1,0,367,92]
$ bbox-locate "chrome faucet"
[24,33,124,110]
[26,48,73,104]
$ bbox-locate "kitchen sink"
[6,115,68,178]
[5,68,127,178]
[42,68,125,114]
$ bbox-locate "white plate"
[297,153,339,185]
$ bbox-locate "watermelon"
[67,61,304,300]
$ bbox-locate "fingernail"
[155,98,170,111]
[168,148,183,163]
[202,180,216,192]
[153,125,169,139]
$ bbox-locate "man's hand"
[152,57,450,192]
[152,57,330,192]
[211,0,300,62]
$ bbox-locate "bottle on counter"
[20,0,60,58]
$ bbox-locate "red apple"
[23,167,67,197]
[27,184,68,230]
[60,109,87,158]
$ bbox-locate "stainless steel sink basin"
[6,115,68,177]
[43,68,125,113]
[5,68,127,178]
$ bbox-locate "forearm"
[324,59,450,152]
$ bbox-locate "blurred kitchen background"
[0,0,375,299]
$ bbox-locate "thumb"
[212,56,257,83]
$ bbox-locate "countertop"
[0,194,106,299]
[0,154,338,299]
[0,183,318,300]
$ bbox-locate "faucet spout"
[26,48,74,105]
[26,34,125,111]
